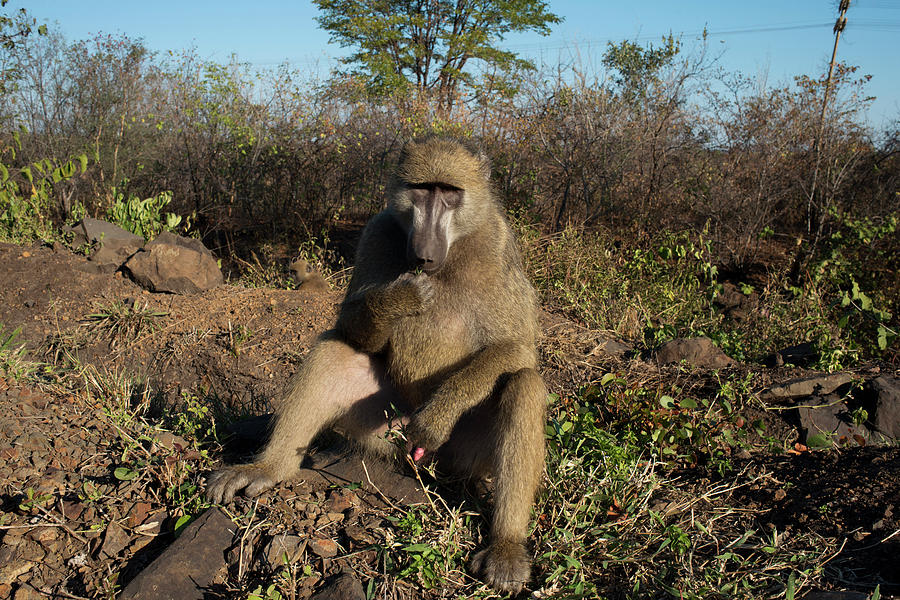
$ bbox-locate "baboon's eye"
[409,186,432,205]
[439,188,463,209]
[408,183,462,208]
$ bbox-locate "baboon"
[289,258,330,292]
[207,137,547,594]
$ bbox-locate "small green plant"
[106,187,181,240]
[398,543,444,589]
[81,481,103,503]
[382,505,464,591]
[662,524,691,556]
[0,322,37,379]
[113,465,140,482]
[837,280,896,353]
[85,300,168,347]
[247,584,282,600]
[171,391,218,442]
[221,322,254,356]
[850,406,869,427]
[18,487,54,512]
[394,507,427,537]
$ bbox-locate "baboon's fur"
[289,258,329,292]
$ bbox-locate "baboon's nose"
[416,256,439,273]
[409,232,444,273]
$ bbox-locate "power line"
[244,20,900,68]
[503,20,899,54]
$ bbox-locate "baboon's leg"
[259,331,392,465]
[468,368,546,594]
[333,378,408,458]
[207,331,391,503]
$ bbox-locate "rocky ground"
[0,238,898,599]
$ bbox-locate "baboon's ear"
[477,151,491,180]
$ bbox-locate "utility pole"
[808,0,850,237]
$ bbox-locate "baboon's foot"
[206,463,279,504]
[470,538,530,595]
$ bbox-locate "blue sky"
[11,0,900,128]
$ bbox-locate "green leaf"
[877,326,888,351]
[679,397,698,409]
[659,395,676,409]
[113,466,138,481]
[806,434,830,449]
[858,290,873,311]
[174,514,193,534]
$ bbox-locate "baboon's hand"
[470,539,531,594]
[382,272,435,316]
[406,400,456,452]
[206,463,278,504]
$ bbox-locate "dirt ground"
[0,240,898,599]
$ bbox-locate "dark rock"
[262,534,304,568]
[12,583,43,600]
[67,217,143,247]
[308,537,339,558]
[124,231,223,294]
[324,489,358,513]
[761,373,853,401]
[100,521,130,558]
[89,240,143,273]
[60,500,85,521]
[127,502,153,528]
[344,524,374,547]
[588,336,633,358]
[68,217,147,272]
[311,573,365,600]
[654,337,734,369]
[715,282,746,309]
[152,431,190,452]
[714,282,757,322]
[869,376,900,440]
[797,395,871,447]
[118,508,234,600]
[305,448,427,506]
[226,533,258,569]
[762,342,817,368]
[0,539,45,585]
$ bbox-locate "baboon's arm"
[338,275,432,353]
[406,340,538,450]
[336,212,427,353]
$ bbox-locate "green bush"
[105,188,181,240]
[0,150,87,243]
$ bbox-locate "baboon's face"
[394,183,464,274]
